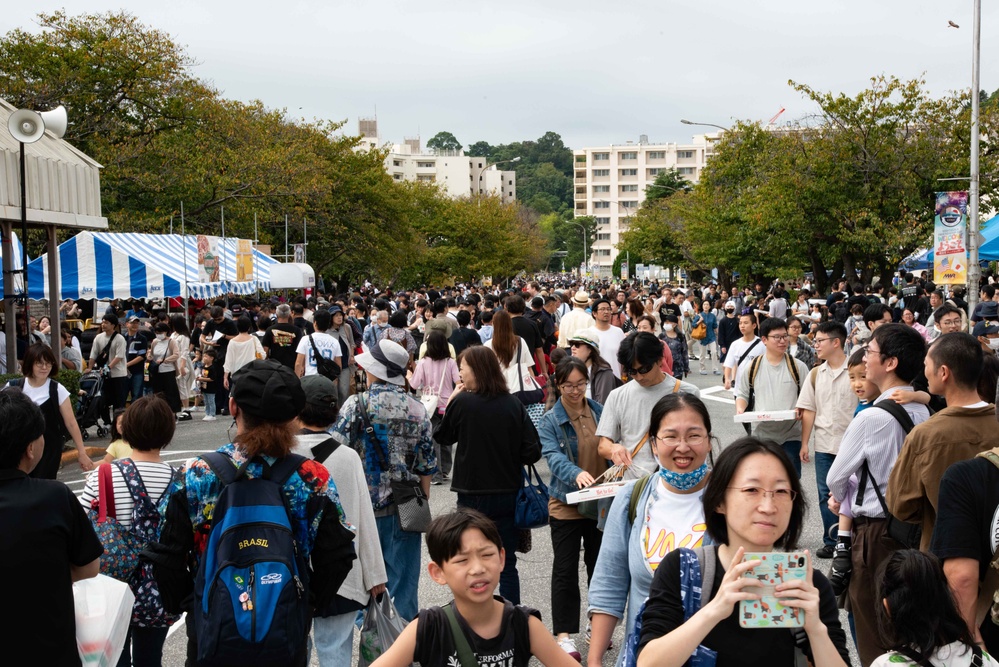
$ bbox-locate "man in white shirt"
[295,310,342,377]
[557,290,595,348]
[722,313,763,391]
[795,321,856,557]
[591,298,626,379]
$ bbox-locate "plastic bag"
[74,574,135,667]
[358,593,408,667]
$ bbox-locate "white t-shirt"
[723,336,763,387]
[640,479,707,573]
[594,325,626,378]
[484,337,536,393]
[21,378,70,408]
[295,332,342,376]
[870,642,999,667]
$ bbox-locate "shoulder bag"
[420,362,448,416]
[514,464,549,529]
[309,333,341,382]
[87,463,143,581]
[442,603,480,667]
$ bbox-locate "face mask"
[659,462,710,491]
[664,324,674,332]
[156,333,167,341]
[989,338,999,351]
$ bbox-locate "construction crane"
[768,107,786,126]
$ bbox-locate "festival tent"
[907,214,999,270]
[0,231,26,296]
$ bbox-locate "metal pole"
[47,225,60,364]
[285,215,289,262]
[221,206,228,307]
[254,213,259,301]
[2,220,15,373]
[181,202,188,321]
[169,215,173,235]
[19,142,29,336]
[303,216,307,264]
[968,0,982,317]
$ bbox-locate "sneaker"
[828,548,852,596]
[815,544,835,559]
[176,412,193,422]
[202,415,217,422]
[557,638,581,662]
[699,370,708,375]
[713,370,721,375]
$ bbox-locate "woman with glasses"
[587,393,714,667]
[635,437,849,667]
[786,316,817,369]
[567,328,617,405]
[539,357,608,660]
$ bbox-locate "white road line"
[167,613,187,639]
[701,385,728,395]
[701,394,735,405]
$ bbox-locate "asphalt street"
[61,366,859,666]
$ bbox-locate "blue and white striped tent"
[25,232,276,300]
[0,231,27,296]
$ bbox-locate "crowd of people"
[3,268,999,667]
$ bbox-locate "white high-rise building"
[573,133,720,275]
[359,119,516,203]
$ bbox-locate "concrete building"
[359,118,516,203]
[573,133,719,275]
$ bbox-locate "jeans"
[456,493,520,604]
[310,612,356,667]
[127,371,144,404]
[203,392,217,417]
[337,367,351,411]
[549,517,602,634]
[814,452,838,547]
[374,514,422,621]
[781,440,802,479]
[116,625,169,667]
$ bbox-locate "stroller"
[76,367,109,440]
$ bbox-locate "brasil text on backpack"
[193,452,311,664]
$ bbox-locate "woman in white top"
[483,310,537,397]
[223,316,264,389]
[79,395,182,666]
[147,322,182,415]
[170,315,194,420]
[15,344,93,477]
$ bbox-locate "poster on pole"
[621,261,629,281]
[294,243,306,264]
[236,239,254,281]
[933,191,968,285]
[197,235,220,282]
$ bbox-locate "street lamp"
[475,156,521,197]
[680,119,730,133]
[567,220,588,277]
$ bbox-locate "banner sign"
[197,235,220,282]
[933,191,968,285]
[236,239,254,281]
[294,243,306,264]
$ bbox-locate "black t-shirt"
[125,332,148,375]
[201,362,222,394]
[638,546,849,667]
[294,317,315,336]
[202,318,238,360]
[0,471,103,666]
[510,316,543,355]
[413,598,539,667]
[931,457,999,654]
[262,323,303,370]
[659,302,682,324]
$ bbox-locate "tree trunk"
[841,253,858,288]
[830,258,844,289]
[809,249,827,295]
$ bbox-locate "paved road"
[63,368,859,666]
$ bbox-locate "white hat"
[356,339,409,386]
[572,290,590,306]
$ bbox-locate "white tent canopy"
[269,263,315,289]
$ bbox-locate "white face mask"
[156,334,166,341]
[664,324,675,332]
[989,338,999,351]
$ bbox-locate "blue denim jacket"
[538,399,604,503]
[586,477,711,664]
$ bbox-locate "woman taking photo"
[147,322,183,417]
[484,310,539,400]
[567,328,617,405]
[635,437,849,667]
[587,393,714,666]
[539,357,607,660]
[170,315,194,420]
[14,343,93,476]
[434,346,541,605]
[622,299,646,334]
[411,330,460,484]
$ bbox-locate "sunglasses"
[624,362,656,376]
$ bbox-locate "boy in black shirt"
[371,509,575,667]
[196,348,221,421]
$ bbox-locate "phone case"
[738,552,808,628]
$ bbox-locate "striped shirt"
[79,461,177,529]
[826,386,930,518]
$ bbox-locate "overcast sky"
[4,1,996,150]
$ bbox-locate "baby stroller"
[76,367,109,440]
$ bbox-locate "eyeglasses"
[728,486,797,503]
[865,346,883,358]
[569,341,588,348]
[624,362,656,376]
[653,432,707,447]
[560,381,588,393]
[595,307,611,313]
[813,337,832,345]
[765,334,790,342]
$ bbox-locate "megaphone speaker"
[39,105,67,139]
[8,109,44,143]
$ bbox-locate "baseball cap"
[300,374,338,409]
[972,321,999,337]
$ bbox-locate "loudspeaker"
[7,105,67,143]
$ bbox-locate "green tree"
[466,140,493,159]
[426,131,462,153]
[644,168,693,203]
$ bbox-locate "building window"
[417,175,435,182]
[620,152,637,160]
[678,167,696,175]
[593,185,610,193]
[621,200,638,208]
[647,151,666,159]
[594,201,610,209]
[593,169,610,177]
[393,160,402,167]
[678,150,694,159]
[417,161,435,168]
[621,184,638,192]
[508,180,513,185]
[596,233,611,241]
[620,169,638,176]
[593,152,610,160]
[595,217,610,225]
[597,249,612,257]
[647,168,662,176]
[393,174,402,180]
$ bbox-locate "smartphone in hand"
[738,552,808,628]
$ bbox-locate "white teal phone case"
[739,552,808,628]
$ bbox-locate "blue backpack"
[193,452,311,664]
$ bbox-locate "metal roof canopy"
[0,97,109,373]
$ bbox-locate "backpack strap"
[628,474,654,525]
[693,546,716,607]
[785,353,801,390]
[311,437,341,465]
[262,453,308,487]
[442,603,480,667]
[200,451,240,487]
[672,378,681,393]
[746,355,764,411]
[874,401,915,434]
[809,366,818,392]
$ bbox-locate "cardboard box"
[734,410,797,423]
[565,480,630,505]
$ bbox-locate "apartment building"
[573,133,719,275]
[359,119,516,203]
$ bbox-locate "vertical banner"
[294,243,306,264]
[621,261,629,281]
[197,235,220,282]
[934,191,968,285]
[236,239,254,281]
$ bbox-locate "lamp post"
[567,220,589,277]
[968,0,982,316]
[475,156,521,198]
[680,119,730,133]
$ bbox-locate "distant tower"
[359,117,378,139]
[404,136,421,153]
